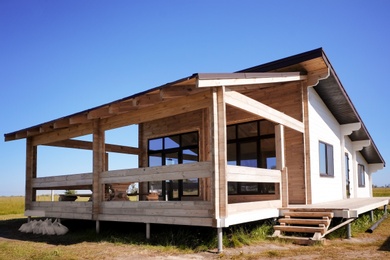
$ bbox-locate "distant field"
[373,187,390,197]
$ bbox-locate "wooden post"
[92,119,105,222]
[275,124,288,207]
[25,137,37,212]
[211,87,228,227]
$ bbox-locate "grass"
[1,188,389,259]
[373,187,390,197]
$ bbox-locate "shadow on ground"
[379,236,390,252]
[0,217,215,248]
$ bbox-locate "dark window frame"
[148,131,199,199]
[319,141,334,177]
[227,120,276,195]
[358,164,365,187]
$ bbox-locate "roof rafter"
[196,72,307,88]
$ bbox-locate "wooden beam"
[69,112,89,125]
[224,90,304,133]
[32,122,94,146]
[25,137,37,211]
[227,166,281,183]
[45,139,141,155]
[197,72,307,88]
[92,119,105,220]
[88,106,111,120]
[101,90,211,131]
[53,118,70,129]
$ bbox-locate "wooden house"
[4,48,387,250]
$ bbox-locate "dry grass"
[373,187,390,197]
[1,190,390,259]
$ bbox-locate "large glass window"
[319,141,334,177]
[148,132,199,200]
[227,120,276,195]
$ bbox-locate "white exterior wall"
[308,88,344,204]
[308,88,372,203]
[355,152,371,198]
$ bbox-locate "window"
[148,132,199,199]
[227,120,276,195]
[319,141,334,176]
[358,164,365,187]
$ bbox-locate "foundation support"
[96,220,100,234]
[146,223,151,239]
[217,227,223,253]
[346,223,351,239]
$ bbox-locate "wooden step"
[274,225,327,234]
[278,218,330,226]
[284,211,334,218]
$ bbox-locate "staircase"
[272,209,334,243]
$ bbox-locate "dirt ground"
[1,217,389,259]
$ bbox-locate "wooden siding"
[243,82,306,204]
[100,162,212,184]
[32,172,93,190]
[99,201,213,226]
[30,201,93,220]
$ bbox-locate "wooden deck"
[282,197,390,218]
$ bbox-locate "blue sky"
[1,0,389,196]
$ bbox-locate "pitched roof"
[4,48,385,165]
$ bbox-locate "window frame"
[358,164,365,187]
[227,120,276,195]
[147,131,199,198]
[319,141,334,177]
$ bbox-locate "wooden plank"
[98,214,214,227]
[32,172,93,189]
[224,90,304,133]
[101,90,211,131]
[196,72,306,88]
[278,218,330,226]
[226,165,281,183]
[44,139,140,155]
[273,225,326,234]
[100,162,212,184]
[101,201,212,210]
[228,200,282,214]
[225,207,280,226]
[32,122,94,146]
[285,211,334,218]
